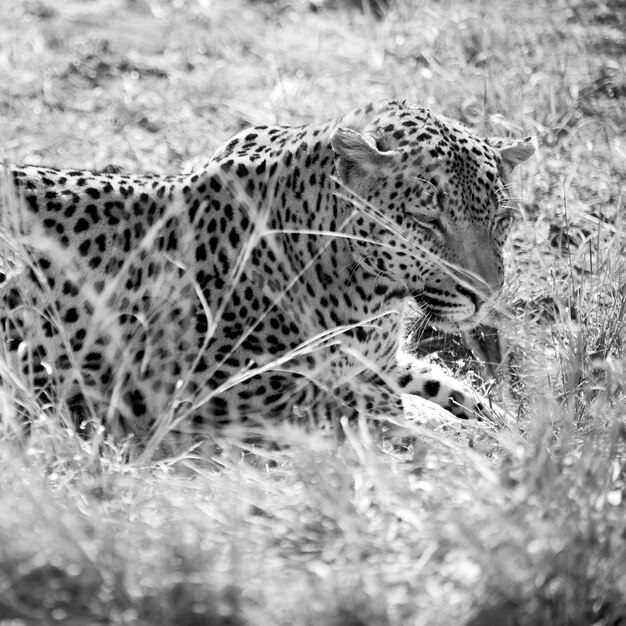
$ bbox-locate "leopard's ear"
[488,136,537,170]
[330,127,394,190]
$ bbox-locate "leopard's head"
[331,101,536,331]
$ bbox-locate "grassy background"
[1,0,625,624]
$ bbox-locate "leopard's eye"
[435,189,448,210]
[420,213,447,233]
[493,211,513,235]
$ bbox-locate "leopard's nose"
[462,254,503,309]
[474,252,503,296]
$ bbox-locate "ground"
[0,0,625,624]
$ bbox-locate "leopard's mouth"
[410,291,491,332]
[427,314,485,333]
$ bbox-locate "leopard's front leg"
[329,319,505,425]
[335,355,504,426]
[392,352,507,425]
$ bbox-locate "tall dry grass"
[0,0,624,624]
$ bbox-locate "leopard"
[1,100,535,438]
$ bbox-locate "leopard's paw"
[445,387,510,427]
